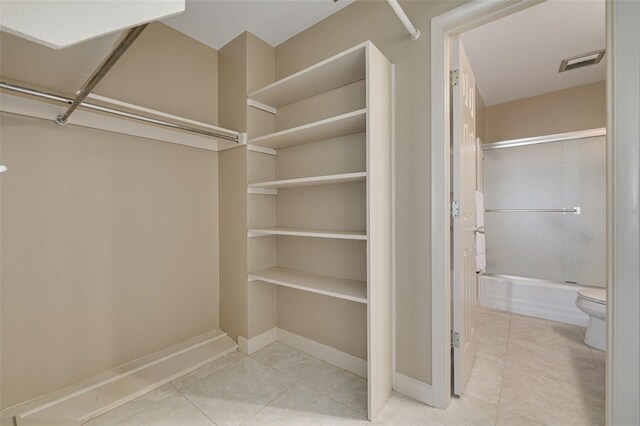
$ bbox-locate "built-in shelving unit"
[247,109,366,150]
[245,41,392,420]
[248,44,366,108]
[249,267,367,304]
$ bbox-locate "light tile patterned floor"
[86,308,605,425]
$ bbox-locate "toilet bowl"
[575,288,606,351]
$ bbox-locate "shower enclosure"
[478,129,606,325]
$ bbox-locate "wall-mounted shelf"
[247,43,366,108]
[247,109,366,150]
[248,226,366,240]
[248,172,367,190]
[249,267,367,304]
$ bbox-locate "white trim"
[237,328,278,355]
[390,63,397,387]
[0,93,221,151]
[607,0,640,423]
[87,93,239,138]
[482,128,607,150]
[430,0,543,409]
[2,331,237,424]
[276,328,368,379]
[247,187,277,195]
[393,372,433,405]
[247,145,277,156]
[247,99,278,115]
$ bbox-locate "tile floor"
[86,308,605,426]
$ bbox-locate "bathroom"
[451,0,608,423]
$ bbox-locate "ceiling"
[163,0,355,50]
[461,0,605,106]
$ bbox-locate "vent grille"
[559,50,605,72]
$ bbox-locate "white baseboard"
[276,328,368,379]
[238,328,278,355]
[393,372,433,405]
[3,330,237,426]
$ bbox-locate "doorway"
[430,1,618,423]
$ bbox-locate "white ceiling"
[163,0,355,50]
[461,0,605,106]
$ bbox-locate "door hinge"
[450,69,459,87]
[451,201,460,218]
[451,331,461,349]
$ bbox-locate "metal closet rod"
[486,208,581,214]
[0,81,239,142]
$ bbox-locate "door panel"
[451,37,479,396]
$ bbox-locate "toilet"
[575,288,607,351]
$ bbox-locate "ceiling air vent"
[559,50,605,72]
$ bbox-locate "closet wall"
[0,23,221,408]
[274,0,464,385]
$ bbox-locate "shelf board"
[249,172,367,190]
[248,43,367,108]
[248,109,366,150]
[249,267,367,304]
[248,227,366,240]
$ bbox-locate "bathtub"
[479,274,590,327]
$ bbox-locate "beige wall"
[0,23,221,408]
[484,81,606,142]
[0,23,218,125]
[275,0,465,384]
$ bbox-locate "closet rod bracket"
[56,24,148,126]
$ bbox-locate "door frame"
[431,1,640,422]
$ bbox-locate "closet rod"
[486,208,581,214]
[0,82,240,142]
[56,25,148,126]
[386,0,420,40]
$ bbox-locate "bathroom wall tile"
[171,351,245,390]
[84,384,178,426]
[250,342,322,381]
[180,356,295,426]
[115,394,214,426]
[506,339,605,392]
[301,362,368,417]
[243,384,368,426]
[500,366,605,426]
[464,357,504,404]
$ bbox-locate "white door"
[451,37,479,396]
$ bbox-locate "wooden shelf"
[248,226,366,240]
[249,172,367,190]
[248,43,366,108]
[249,267,367,304]
[248,109,366,150]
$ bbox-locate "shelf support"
[56,25,148,126]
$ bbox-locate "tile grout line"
[172,351,247,392]
[495,312,511,425]
[171,382,220,426]
[248,345,369,421]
